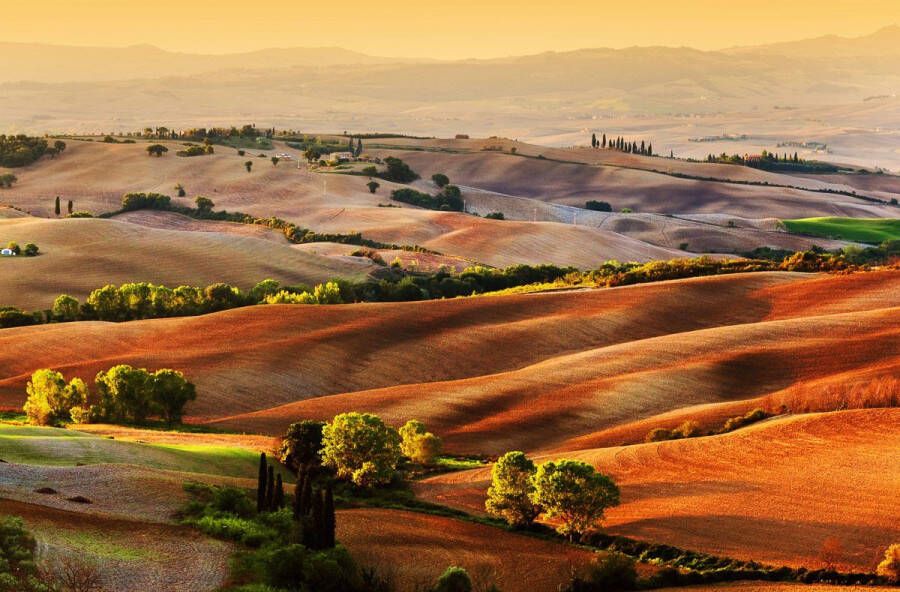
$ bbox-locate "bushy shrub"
[432,173,450,188]
[433,566,472,592]
[567,552,637,592]
[121,192,171,212]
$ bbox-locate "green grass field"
[0,425,287,479]
[782,217,900,244]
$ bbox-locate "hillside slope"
[0,216,372,309]
[416,409,900,572]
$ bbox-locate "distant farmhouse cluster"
[1,242,39,257]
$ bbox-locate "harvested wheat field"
[1,272,897,445]
[0,272,815,414]
[0,498,231,591]
[416,409,900,573]
[337,508,598,592]
[0,215,373,309]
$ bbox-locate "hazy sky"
[0,0,895,58]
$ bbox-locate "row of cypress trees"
[257,453,285,513]
[256,452,336,550]
[591,133,653,156]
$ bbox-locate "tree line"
[2,240,896,329]
[591,133,652,156]
[706,150,838,173]
[0,135,65,167]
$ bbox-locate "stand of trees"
[0,135,51,167]
[706,150,839,173]
[485,451,620,541]
[391,185,463,211]
[590,133,652,156]
[23,366,195,426]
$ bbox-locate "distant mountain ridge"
[0,42,431,84]
[1,26,897,84]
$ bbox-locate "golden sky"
[0,0,895,58]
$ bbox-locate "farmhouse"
[328,152,355,163]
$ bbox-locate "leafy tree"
[271,156,280,167]
[175,183,186,197]
[86,284,125,320]
[366,180,380,194]
[150,369,196,425]
[434,566,473,592]
[585,200,612,212]
[432,173,450,188]
[530,459,620,540]
[195,196,215,212]
[94,364,153,423]
[0,173,17,188]
[23,369,87,426]
[382,157,419,183]
[485,451,539,527]
[245,160,253,172]
[279,419,326,473]
[53,140,66,155]
[5,242,20,255]
[399,420,442,464]
[146,144,168,157]
[250,278,281,302]
[0,516,46,592]
[52,295,79,321]
[22,243,38,257]
[54,196,61,216]
[878,544,900,583]
[321,412,401,487]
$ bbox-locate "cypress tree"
[355,138,363,157]
[310,488,325,549]
[54,196,60,216]
[648,142,653,156]
[67,200,73,214]
[265,465,275,511]
[591,133,597,148]
[640,140,646,155]
[602,133,606,148]
[257,453,268,513]
[323,483,336,548]
[293,470,307,519]
[300,472,313,517]
[274,473,284,510]
[348,137,355,153]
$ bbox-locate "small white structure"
[1,248,16,257]
[328,152,354,163]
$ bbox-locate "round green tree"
[321,412,400,487]
[399,419,442,465]
[530,459,620,540]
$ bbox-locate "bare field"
[0,498,231,592]
[337,508,597,592]
[416,409,900,573]
[0,215,372,310]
